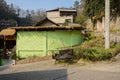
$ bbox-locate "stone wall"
[86,17,120,31]
[94,32,120,42]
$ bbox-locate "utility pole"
[105,0,110,49]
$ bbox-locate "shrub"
[0,59,6,66]
[83,31,93,41]
[73,37,120,61]
[75,13,88,27]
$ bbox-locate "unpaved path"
[0,60,120,80]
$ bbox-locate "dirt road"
[0,60,120,80]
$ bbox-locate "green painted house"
[10,26,84,58]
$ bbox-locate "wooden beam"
[3,36,7,59]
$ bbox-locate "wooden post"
[3,36,7,59]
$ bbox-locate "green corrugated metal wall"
[16,30,83,58]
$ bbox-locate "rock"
[114,53,120,60]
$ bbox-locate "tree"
[75,13,88,27]
[30,9,46,25]
[79,0,85,12]
[84,0,104,29]
[74,0,80,9]
[26,14,33,26]
[0,0,19,22]
[110,0,120,18]
[16,7,21,17]
[84,0,120,24]
[0,0,9,19]
[84,0,120,31]
[0,0,46,26]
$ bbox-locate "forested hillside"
[0,0,46,26]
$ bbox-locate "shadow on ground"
[0,69,67,80]
[0,60,13,71]
[0,65,10,71]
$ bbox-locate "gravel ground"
[0,59,120,80]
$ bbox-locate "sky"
[5,0,77,11]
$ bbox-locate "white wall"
[47,11,74,24]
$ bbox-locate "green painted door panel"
[16,31,47,58]
[47,31,72,50]
[17,31,46,50]
[71,30,83,46]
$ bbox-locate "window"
[65,19,71,23]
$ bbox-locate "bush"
[0,59,6,66]
[73,37,120,61]
[75,13,88,27]
[82,31,93,41]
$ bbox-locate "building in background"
[35,17,60,26]
[46,8,77,26]
[0,20,18,31]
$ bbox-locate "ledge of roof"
[35,17,60,26]
[9,26,85,31]
[46,8,77,12]
[0,29,16,36]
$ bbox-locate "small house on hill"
[0,21,10,31]
[1,26,84,59]
[0,20,17,31]
[35,17,60,26]
[46,8,77,25]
